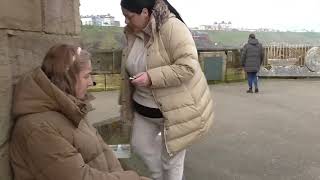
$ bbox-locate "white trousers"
[131,112,186,180]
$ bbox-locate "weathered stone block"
[74,0,81,34]
[44,0,79,35]
[0,144,12,180]
[0,64,12,145]
[7,31,80,83]
[0,32,8,65]
[0,31,13,180]
[0,0,42,31]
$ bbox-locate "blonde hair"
[41,44,91,97]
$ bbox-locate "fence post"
[264,47,268,66]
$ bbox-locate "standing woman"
[241,33,264,93]
[119,0,214,180]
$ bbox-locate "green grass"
[81,26,320,51]
[206,31,250,47]
[81,25,123,51]
[204,31,320,47]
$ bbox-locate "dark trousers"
[247,72,258,89]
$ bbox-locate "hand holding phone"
[130,72,151,87]
[129,73,144,80]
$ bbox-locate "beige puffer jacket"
[10,67,148,180]
[120,0,214,156]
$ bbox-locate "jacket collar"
[13,67,94,127]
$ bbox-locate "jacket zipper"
[146,51,173,157]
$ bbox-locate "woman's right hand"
[131,72,151,87]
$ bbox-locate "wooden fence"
[263,44,313,66]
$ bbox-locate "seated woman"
[10,44,149,180]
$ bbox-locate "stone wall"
[0,0,81,179]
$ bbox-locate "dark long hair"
[163,0,184,24]
[120,0,185,24]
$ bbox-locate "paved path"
[87,90,120,126]
[186,79,320,180]
[90,79,320,180]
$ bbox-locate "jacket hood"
[12,67,94,127]
[248,38,259,45]
[153,0,171,31]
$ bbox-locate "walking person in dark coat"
[241,33,264,93]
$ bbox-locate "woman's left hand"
[131,72,151,87]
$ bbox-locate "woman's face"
[75,61,93,99]
[122,7,150,33]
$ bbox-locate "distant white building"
[212,21,232,31]
[199,25,212,30]
[81,17,94,26]
[81,14,120,27]
[199,21,232,31]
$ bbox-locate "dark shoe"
[246,89,253,93]
[255,88,259,93]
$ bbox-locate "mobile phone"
[129,74,143,80]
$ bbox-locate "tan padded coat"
[120,0,214,156]
[10,68,146,180]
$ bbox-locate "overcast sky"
[80,0,320,32]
